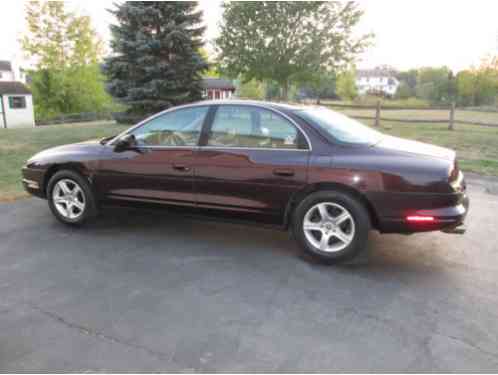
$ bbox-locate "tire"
[292,190,370,264]
[47,170,98,226]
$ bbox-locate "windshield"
[294,107,382,145]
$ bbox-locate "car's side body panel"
[22,142,103,198]
[96,146,197,206]
[304,142,468,233]
[194,148,309,214]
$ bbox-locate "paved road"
[1,178,498,371]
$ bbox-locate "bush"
[336,70,357,100]
[237,79,265,100]
[30,65,115,123]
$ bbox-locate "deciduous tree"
[215,1,371,100]
[336,69,358,101]
[21,1,110,120]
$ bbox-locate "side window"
[131,106,208,147]
[9,96,26,109]
[207,106,302,149]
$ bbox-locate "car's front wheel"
[47,170,97,226]
[292,191,370,264]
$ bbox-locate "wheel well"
[43,163,89,196]
[284,182,379,230]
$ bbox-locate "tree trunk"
[449,102,455,131]
[281,80,289,101]
[374,99,381,127]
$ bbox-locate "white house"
[0,60,27,84]
[0,60,35,128]
[356,68,400,97]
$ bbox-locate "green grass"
[0,121,125,200]
[1,114,497,201]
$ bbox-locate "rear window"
[294,107,382,145]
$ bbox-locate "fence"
[34,103,498,129]
[326,101,498,129]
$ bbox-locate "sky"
[1,0,498,72]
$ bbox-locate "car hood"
[28,139,104,163]
[374,135,455,161]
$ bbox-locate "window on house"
[9,96,26,109]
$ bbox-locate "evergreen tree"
[105,2,208,118]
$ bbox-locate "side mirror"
[114,134,137,152]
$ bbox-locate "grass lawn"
[0,121,125,201]
[0,115,497,201]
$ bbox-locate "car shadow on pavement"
[80,205,450,280]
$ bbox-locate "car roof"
[190,99,305,113]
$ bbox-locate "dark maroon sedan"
[22,100,469,263]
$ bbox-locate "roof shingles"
[201,78,235,91]
[0,60,12,71]
[0,81,32,95]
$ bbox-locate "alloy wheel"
[303,202,355,252]
[52,179,86,220]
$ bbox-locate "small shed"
[201,78,236,100]
[0,81,35,128]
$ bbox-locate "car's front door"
[97,106,210,205]
[194,105,310,216]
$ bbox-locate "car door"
[97,105,210,205]
[194,104,310,216]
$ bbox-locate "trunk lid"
[375,135,455,160]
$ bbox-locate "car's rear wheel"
[47,170,97,226]
[292,190,370,264]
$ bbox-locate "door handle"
[273,168,295,177]
[173,164,191,172]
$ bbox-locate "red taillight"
[406,216,435,222]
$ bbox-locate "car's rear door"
[97,105,210,205]
[194,104,310,217]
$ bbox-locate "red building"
[201,78,236,100]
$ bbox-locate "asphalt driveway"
[1,176,498,372]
